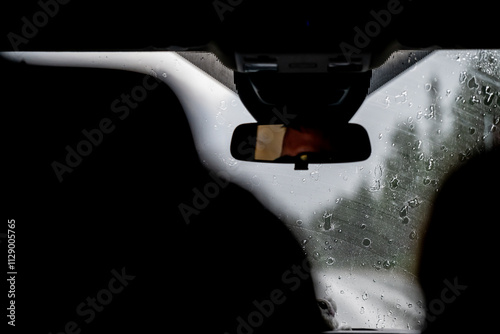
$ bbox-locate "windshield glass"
[158,50,500,330]
[3,49,498,332]
[296,50,499,329]
[284,50,500,329]
[175,49,500,330]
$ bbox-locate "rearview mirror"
[231,123,371,170]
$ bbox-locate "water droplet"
[446,89,451,96]
[369,179,381,192]
[408,197,420,208]
[360,307,365,314]
[426,158,435,171]
[390,177,399,189]
[323,212,332,230]
[383,260,393,269]
[360,223,366,229]
[384,96,391,107]
[424,83,432,91]
[395,91,408,103]
[216,112,226,125]
[378,133,383,139]
[402,217,410,224]
[484,86,495,105]
[470,95,481,104]
[310,170,319,181]
[362,238,371,247]
[399,205,408,217]
[326,257,336,265]
[362,292,369,300]
[425,104,436,119]
[467,76,479,89]
[302,239,308,245]
[459,71,467,84]
[409,230,418,240]
[313,252,321,260]
[148,69,158,78]
[296,219,303,225]
[162,72,167,78]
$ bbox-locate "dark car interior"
[2,1,499,333]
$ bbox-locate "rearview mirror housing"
[231,123,371,170]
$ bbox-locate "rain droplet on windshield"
[310,170,319,181]
[399,205,408,218]
[323,212,333,230]
[389,177,399,189]
[408,198,420,208]
[395,91,408,103]
[459,71,467,84]
[467,76,479,89]
[426,158,435,171]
